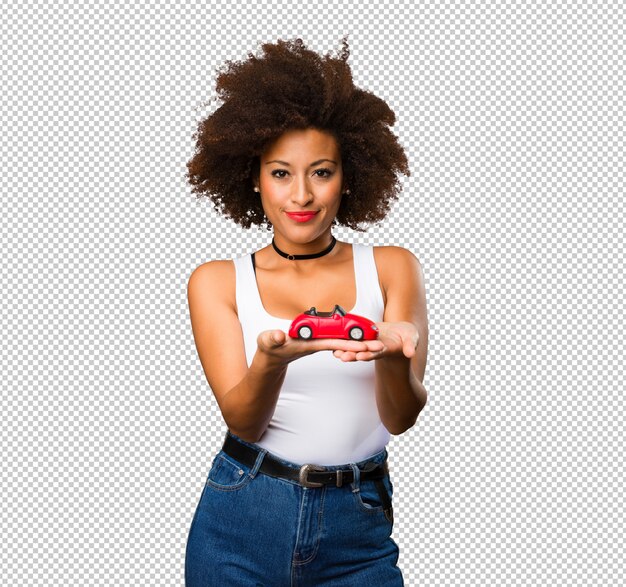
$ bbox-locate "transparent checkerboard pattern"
[1,1,623,585]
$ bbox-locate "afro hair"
[186,37,410,231]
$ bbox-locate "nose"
[290,175,313,206]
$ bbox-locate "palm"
[332,321,418,362]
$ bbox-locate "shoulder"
[188,258,236,288]
[372,245,423,294]
[372,245,421,268]
[188,258,236,281]
[187,259,238,310]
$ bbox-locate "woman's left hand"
[332,321,419,362]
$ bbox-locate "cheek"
[325,185,344,207]
[259,184,285,204]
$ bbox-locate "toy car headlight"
[371,325,378,331]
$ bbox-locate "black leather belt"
[222,432,389,488]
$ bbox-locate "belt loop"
[349,463,361,493]
[250,447,267,478]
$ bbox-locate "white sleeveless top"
[232,243,390,465]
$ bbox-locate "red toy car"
[288,304,379,341]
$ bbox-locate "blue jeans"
[185,432,404,586]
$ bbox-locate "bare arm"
[332,247,429,434]
[374,247,428,434]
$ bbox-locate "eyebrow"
[265,158,337,166]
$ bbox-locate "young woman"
[184,38,428,586]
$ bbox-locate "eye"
[271,169,289,179]
[314,168,333,178]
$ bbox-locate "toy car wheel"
[348,327,364,340]
[298,325,313,339]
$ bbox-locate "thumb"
[269,330,287,347]
[404,337,416,358]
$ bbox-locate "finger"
[325,339,373,352]
[354,351,376,362]
[332,350,359,362]
[340,349,383,362]
[335,348,386,362]
[340,340,383,354]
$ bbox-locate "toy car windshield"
[304,304,346,318]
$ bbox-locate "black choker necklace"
[272,236,337,260]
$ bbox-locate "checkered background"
[1,1,623,585]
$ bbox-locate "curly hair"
[186,37,410,232]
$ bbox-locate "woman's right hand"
[256,329,384,367]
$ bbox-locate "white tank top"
[232,243,390,465]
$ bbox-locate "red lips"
[285,211,319,223]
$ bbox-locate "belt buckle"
[299,463,325,488]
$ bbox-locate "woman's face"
[256,127,345,247]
